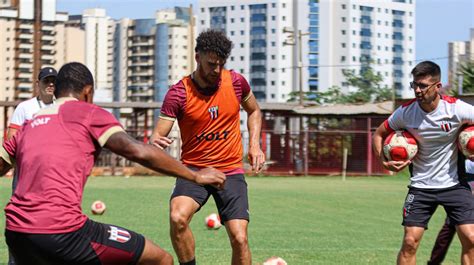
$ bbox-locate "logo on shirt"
[208,106,219,120]
[108,226,131,243]
[440,121,452,132]
[30,117,51,128]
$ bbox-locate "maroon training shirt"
[2,97,123,234]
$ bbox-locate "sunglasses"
[41,77,56,84]
[409,81,438,91]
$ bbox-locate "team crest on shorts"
[208,106,219,120]
[108,226,131,243]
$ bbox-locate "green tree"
[288,64,393,104]
[460,61,474,94]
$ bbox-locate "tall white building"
[82,8,115,102]
[319,0,415,99]
[198,0,416,101]
[448,28,474,90]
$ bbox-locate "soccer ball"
[383,130,418,161]
[91,200,106,215]
[205,213,222,229]
[458,125,474,157]
[263,257,287,265]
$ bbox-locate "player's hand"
[248,145,265,173]
[195,167,226,189]
[382,159,411,172]
[150,135,173,150]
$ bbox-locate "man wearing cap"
[7,67,57,139]
[5,66,57,265]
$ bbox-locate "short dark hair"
[55,62,94,98]
[411,61,441,81]
[195,29,233,60]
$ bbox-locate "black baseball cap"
[38,67,57,80]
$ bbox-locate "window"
[241,5,244,10]
[271,81,275,85]
[342,17,346,22]
[240,56,244,60]
[231,31,235,36]
[241,30,244,35]
[271,94,275,99]
[201,8,204,12]
[282,16,286,21]
[271,55,276,60]
[341,4,346,9]
[230,56,234,61]
[341,43,346,48]
[271,42,276,47]
[282,81,286,85]
[282,68,285,73]
[231,6,235,10]
[282,3,286,8]
[272,3,276,8]
[241,17,245,22]
[231,18,235,23]
[201,20,205,25]
[271,68,275,72]
[272,16,276,21]
[240,43,244,48]
[272,28,276,33]
[341,30,346,35]
[341,56,346,62]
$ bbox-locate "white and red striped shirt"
[386,95,474,189]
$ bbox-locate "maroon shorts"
[5,219,145,265]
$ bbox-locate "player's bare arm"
[372,123,410,172]
[242,91,265,172]
[105,131,225,189]
[150,117,174,149]
[6,127,19,140]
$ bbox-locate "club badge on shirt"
[440,121,452,132]
[208,106,219,120]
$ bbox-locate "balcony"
[41,34,55,41]
[18,23,33,30]
[18,43,33,49]
[18,53,33,59]
[41,54,55,61]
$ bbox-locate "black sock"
[180,258,196,265]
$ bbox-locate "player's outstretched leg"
[225,219,251,265]
[169,196,200,265]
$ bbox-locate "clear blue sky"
[57,0,473,84]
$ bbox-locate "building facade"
[448,28,474,91]
[198,0,415,101]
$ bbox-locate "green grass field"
[0,174,463,264]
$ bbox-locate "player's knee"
[229,232,248,249]
[170,211,189,231]
[401,236,420,254]
[158,252,173,265]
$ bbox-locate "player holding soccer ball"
[372,61,474,264]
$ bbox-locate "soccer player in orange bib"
[150,29,265,265]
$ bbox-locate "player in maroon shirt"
[0,62,226,265]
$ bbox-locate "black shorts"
[171,173,249,223]
[5,219,145,265]
[402,184,474,228]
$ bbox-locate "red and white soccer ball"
[263,257,288,265]
[91,200,106,215]
[383,130,418,161]
[205,213,222,229]
[459,125,474,157]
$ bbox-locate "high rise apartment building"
[0,0,82,137]
[448,28,473,90]
[0,0,71,101]
[198,0,415,101]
